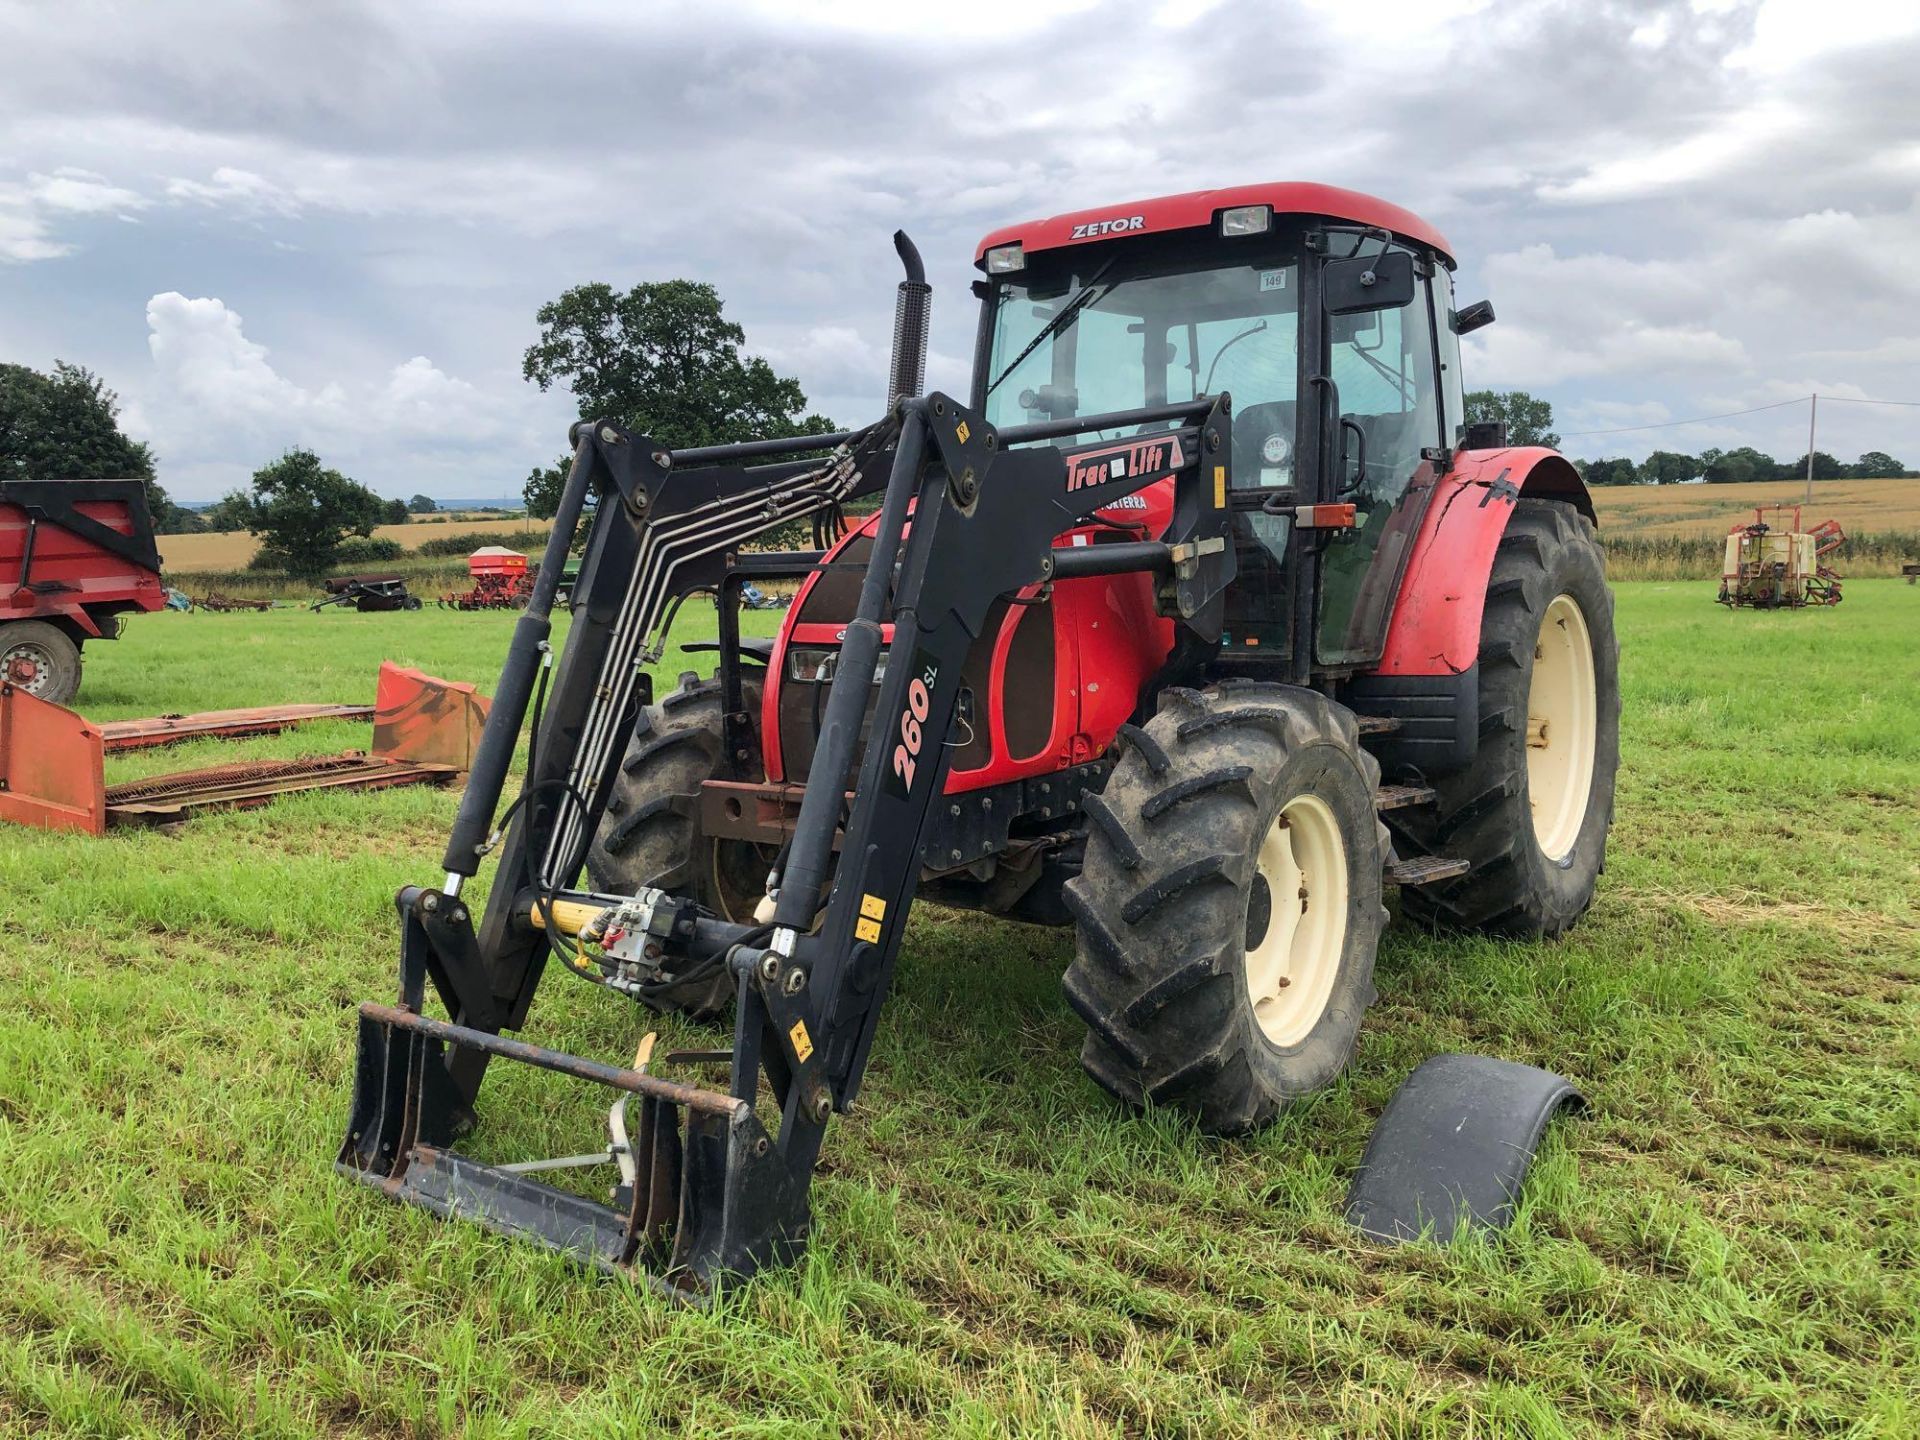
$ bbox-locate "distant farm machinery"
[1718,506,1845,609]
[440,547,534,611]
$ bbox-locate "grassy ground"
[2,585,1916,1437]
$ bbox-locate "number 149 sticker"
[884,651,940,799]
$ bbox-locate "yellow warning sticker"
[855,916,883,944]
[789,1019,814,1063]
[860,893,887,921]
[955,420,971,445]
[1214,465,1227,508]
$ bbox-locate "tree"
[0,360,202,531]
[1581,457,1637,486]
[1463,389,1559,447]
[520,279,836,517]
[1850,451,1904,479]
[1639,450,1700,485]
[202,491,253,532]
[1784,451,1846,481]
[382,497,410,525]
[1707,446,1778,483]
[408,493,437,513]
[234,449,389,576]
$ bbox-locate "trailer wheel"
[587,672,768,1018]
[1,621,82,706]
[1062,684,1389,1135]
[1392,499,1619,937]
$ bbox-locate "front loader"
[340,184,1620,1297]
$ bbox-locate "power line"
[1819,394,1920,409]
[1560,397,1808,438]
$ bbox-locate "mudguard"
[1345,1053,1584,1243]
[1373,447,1590,679]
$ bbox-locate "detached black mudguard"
[1345,1053,1584,1243]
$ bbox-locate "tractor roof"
[973,182,1453,267]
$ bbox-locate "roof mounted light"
[984,242,1025,274]
[1220,204,1272,237]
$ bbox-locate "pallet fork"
[338,384,1240,1297]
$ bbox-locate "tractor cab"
[970,183,1476,674]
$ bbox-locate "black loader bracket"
[339,388,1237,1299]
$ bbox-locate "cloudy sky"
[2,0,1916,501]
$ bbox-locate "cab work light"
[1220,205,1271,236]
[984,243,1025,273]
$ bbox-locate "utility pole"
[1805,393,1817,504]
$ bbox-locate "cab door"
[1312,246,1451,667]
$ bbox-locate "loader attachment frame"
[339,390,1237,1296]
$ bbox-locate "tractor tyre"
[1062,684,1390,1135]
[586,671,770,1019]
[1,620,83,707]
[1391,499,1619,938]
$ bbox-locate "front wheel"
[1062,684,1389,1135]
[1391,499,1620,937]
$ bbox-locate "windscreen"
[983,251,1301,487]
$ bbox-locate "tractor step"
[1384,855,1471,886]
[1355,714,1402,736]
[1373,783,1436,811]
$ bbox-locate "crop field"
[157,517,545,573]
[1,584,1916,1436]
[1588,477,1920,540]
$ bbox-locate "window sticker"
[1258,270,1288,292]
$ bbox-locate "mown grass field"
[2,584,1917,1437]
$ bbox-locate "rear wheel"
[1,621,82,706]
[1062,684,1389,1135]
[586,672,769,1018]
[1392,499,1619,937]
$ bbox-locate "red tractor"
[341,182,1618,1294]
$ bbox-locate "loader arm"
[340,391,1236,1297]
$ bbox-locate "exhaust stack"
[886,230,931,412]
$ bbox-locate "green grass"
[3,586,1918,1437]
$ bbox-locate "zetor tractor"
[340,182,1619,1296]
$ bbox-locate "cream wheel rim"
[1244,794,1349,1047]
[1527,593,1598,861]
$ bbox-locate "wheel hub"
[1244,795,1349,1047]
[1526,593,1598,861]
[3,644,47,693]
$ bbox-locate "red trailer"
[0,479,166,705]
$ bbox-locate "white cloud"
[0,167,147,261]
[135,291,551,495]
[164,166,308,218]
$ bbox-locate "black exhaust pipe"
[886,230,931,412]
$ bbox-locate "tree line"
[1464,391,1912,484]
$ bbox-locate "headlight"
[984,243,1025,274]
[1220,204,1271,236]
[787,648,889,684]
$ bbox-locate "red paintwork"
[0,681,106,833]
[1,489,164,638]
[975,182,1453,266]
[763,484,1176,794]
[1373,448,1591,677]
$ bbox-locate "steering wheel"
[1232,400,1298,485]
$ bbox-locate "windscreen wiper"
[984,254,1119,398]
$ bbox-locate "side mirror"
[1453,299,1496,335]
[1323,250,1415,316]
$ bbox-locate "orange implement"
[0,663,488,835]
